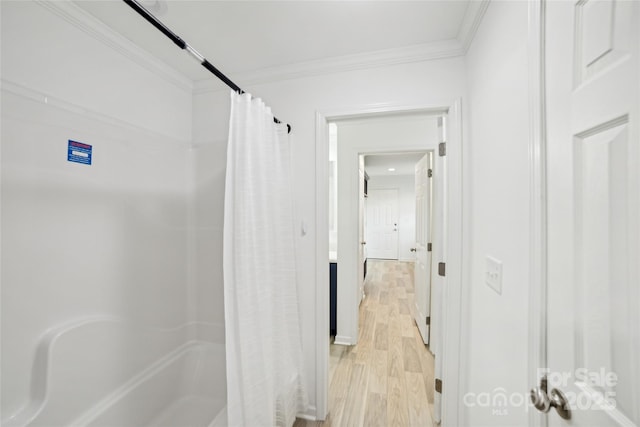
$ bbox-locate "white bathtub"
[79,341,226,427]
[3,318,227,427]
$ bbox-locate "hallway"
[296,260,435,426]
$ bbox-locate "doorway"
[364,151,430,264]
[330,113,442,346]
[315,103,464,424]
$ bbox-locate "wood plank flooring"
[294,260,435,427]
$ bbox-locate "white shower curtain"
[223,91,307,427]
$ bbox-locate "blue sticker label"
[68,140,92,165]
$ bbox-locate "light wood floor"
[295,260,435,427]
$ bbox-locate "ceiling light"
[388,168,396,172]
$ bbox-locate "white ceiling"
[73,0,472,84]
[365,152,427,177]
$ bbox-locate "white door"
[431,116,447,424]
[358,157,366,304]
[414,153,433,344]
[541,1,639,425]
[366,189,399,259]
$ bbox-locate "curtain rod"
[122,0,291,134]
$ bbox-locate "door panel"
[544,0,639,425]
[414,153,432,344]
[358,158,366,304]
[431,116,446,424]
[366,189,399,260]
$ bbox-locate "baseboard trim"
[333,335,353,346]
[297,406,317,421]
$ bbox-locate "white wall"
[0,2,192,142]
[1,1,194,419]
[188,144,226,331]
[462,1,532,425]
[193,58,465,415]
[367,174,418,262]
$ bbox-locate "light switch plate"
[485,255,502,294]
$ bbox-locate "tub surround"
[2,319,225,427]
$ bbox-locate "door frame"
[527,0,546,426]
[314,99,465,424]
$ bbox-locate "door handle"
[410,248,417,252]
[361,241,366,245]
[530,375,571,420]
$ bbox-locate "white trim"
[296,405,317,422]
[35,0,193,94]
[438,99,465,426]
[527,1,547,426]
[320,104,449,123]
[314,112,330,421]
[314,101,464,425]
[34,0,490,98]
[332,336,353,347]
[457,0,491,53]
[458,101,473,425]
[1,79,189,145]
[194,40,464,94]
[193,1,492,94]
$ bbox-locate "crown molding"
[456,0,491,53]
[35,0,193,94]
[35,0,487,97]
[193,38,465,95]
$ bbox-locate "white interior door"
[541,1,639,425]
[358,157,366,304]
[431,116,447,424]
[366,189,399,259]
[414,152,433,344]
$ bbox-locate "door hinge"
[438,262,446,277]
[427,243,432,252]
[426,316,430,326]
[428,168,433,178]
[438,142,446,157]
[435,378,443,393]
